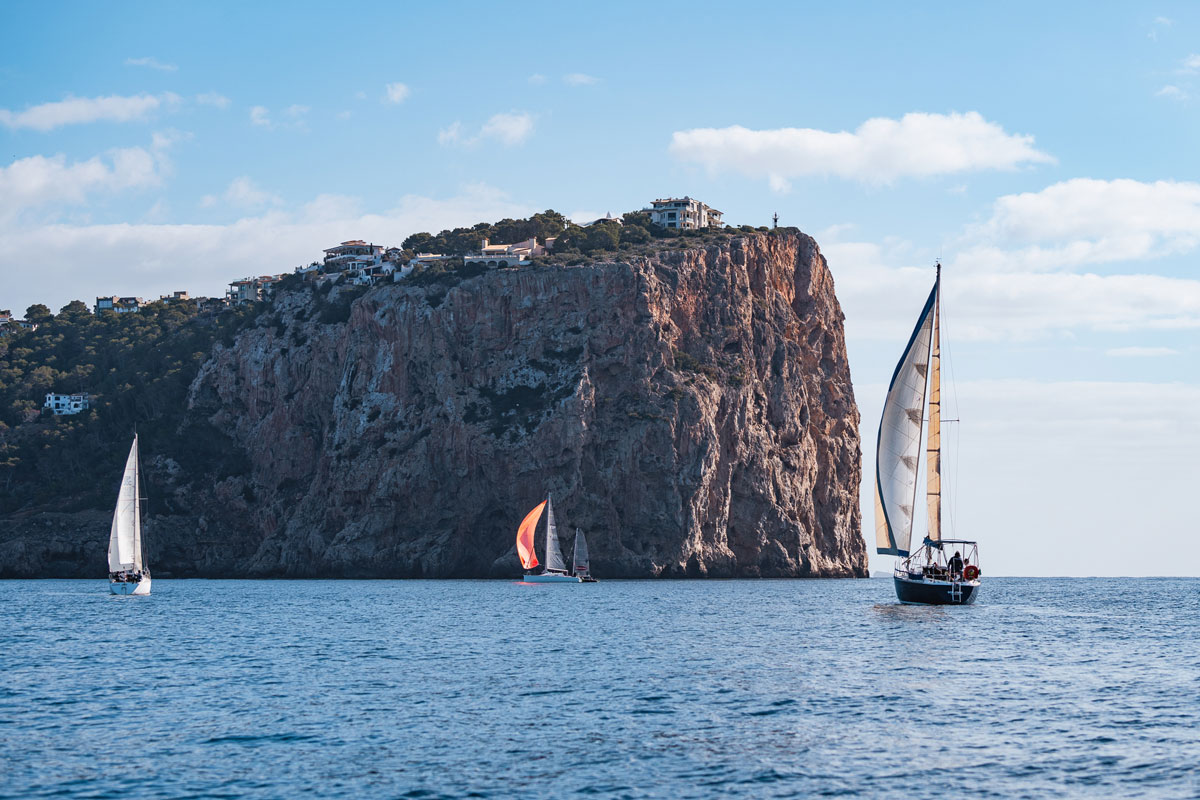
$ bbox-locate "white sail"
[544,495,567,573]
[572,528,589,577]
[926,282,942,544]
[107,435,142,572]
[874,281,938,557]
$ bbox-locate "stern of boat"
[109,574,151,596]
[894,571,978,605]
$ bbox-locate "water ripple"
[0,578,1196,799]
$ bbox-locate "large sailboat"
[108,434,151,596]
[875,264,980,605]
[516,496,594,583]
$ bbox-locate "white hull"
[523,572,580,583]
[110,576,151,595]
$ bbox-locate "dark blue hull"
[894,575,979,605]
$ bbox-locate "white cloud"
[0,92,179,132]
[670,111,1054,186]
[1106,346,1179,357]
[1156,85,1186,99]
[767,174,791,194]
[222,177,282,210]
[563,73,599,86]
[1182,54,1200,73]
[196,92,230,109]
[1154,16,1173,26]
[0,148,162,221]
[479,112,534,145]
[285,105,310,118]
[528,74,547,85]
[438,112,535,147]
[825,241,1200,344]
[125,56,177,72]
[958,178,1200,272]
[249,106,271,127]
[384,82,410,104]
[437,121,465,146]
[1,184,533,314]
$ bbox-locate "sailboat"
[108,434,151,595]
[516,496,593,583]
[573,527,597,583]
[875,264,980,605]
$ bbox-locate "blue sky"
[2,1,1198,575]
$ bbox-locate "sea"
[1,578,1196,799]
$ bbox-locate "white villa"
[228,275,286,305]
[94,296,147,315]
[323,240,384,272]
[463,237,548,269]
[44,392,90,416]
[646,197,723,229]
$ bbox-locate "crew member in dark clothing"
[948,551,964,577]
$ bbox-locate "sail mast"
[926,265,942,545]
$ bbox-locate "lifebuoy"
[963,565,980,581]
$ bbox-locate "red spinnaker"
[516,501,545,569]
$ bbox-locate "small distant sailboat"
[516,496,595,583]
[876,263,980,605]
[108,435,151,596]
[573,527,597,583]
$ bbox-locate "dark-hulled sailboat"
[875,264,981,604]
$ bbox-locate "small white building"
[646,197,723,229]
[44,392,90,416]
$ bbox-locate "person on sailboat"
[948,550,964,578]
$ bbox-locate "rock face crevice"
[0,231,866,578]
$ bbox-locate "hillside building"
[323,240,383,272]
[94,296,146,315]
[44,392,90,416]
[646,197,723,229]
[463,237,547,269]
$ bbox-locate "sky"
[1,1,1198,575]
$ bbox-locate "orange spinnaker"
[516,501,545,569]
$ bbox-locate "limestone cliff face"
[1,231,866,578]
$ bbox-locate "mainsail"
[874,280,938,557]
[926,283,942,544]
[572,528,589,577]
[517,501,545,569]
[107,435,142,572]
[544,496,567,573]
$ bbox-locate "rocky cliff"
[1,231,866,578]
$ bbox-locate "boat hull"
[894,574,977,605]
[109,576,151,595]
[523,573,580,583]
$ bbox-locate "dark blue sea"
[1,578,1196,799]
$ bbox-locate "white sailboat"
[516,496,591,583]
[573,527,597,582]
[108,434,151,595]
[875,264,980,605]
